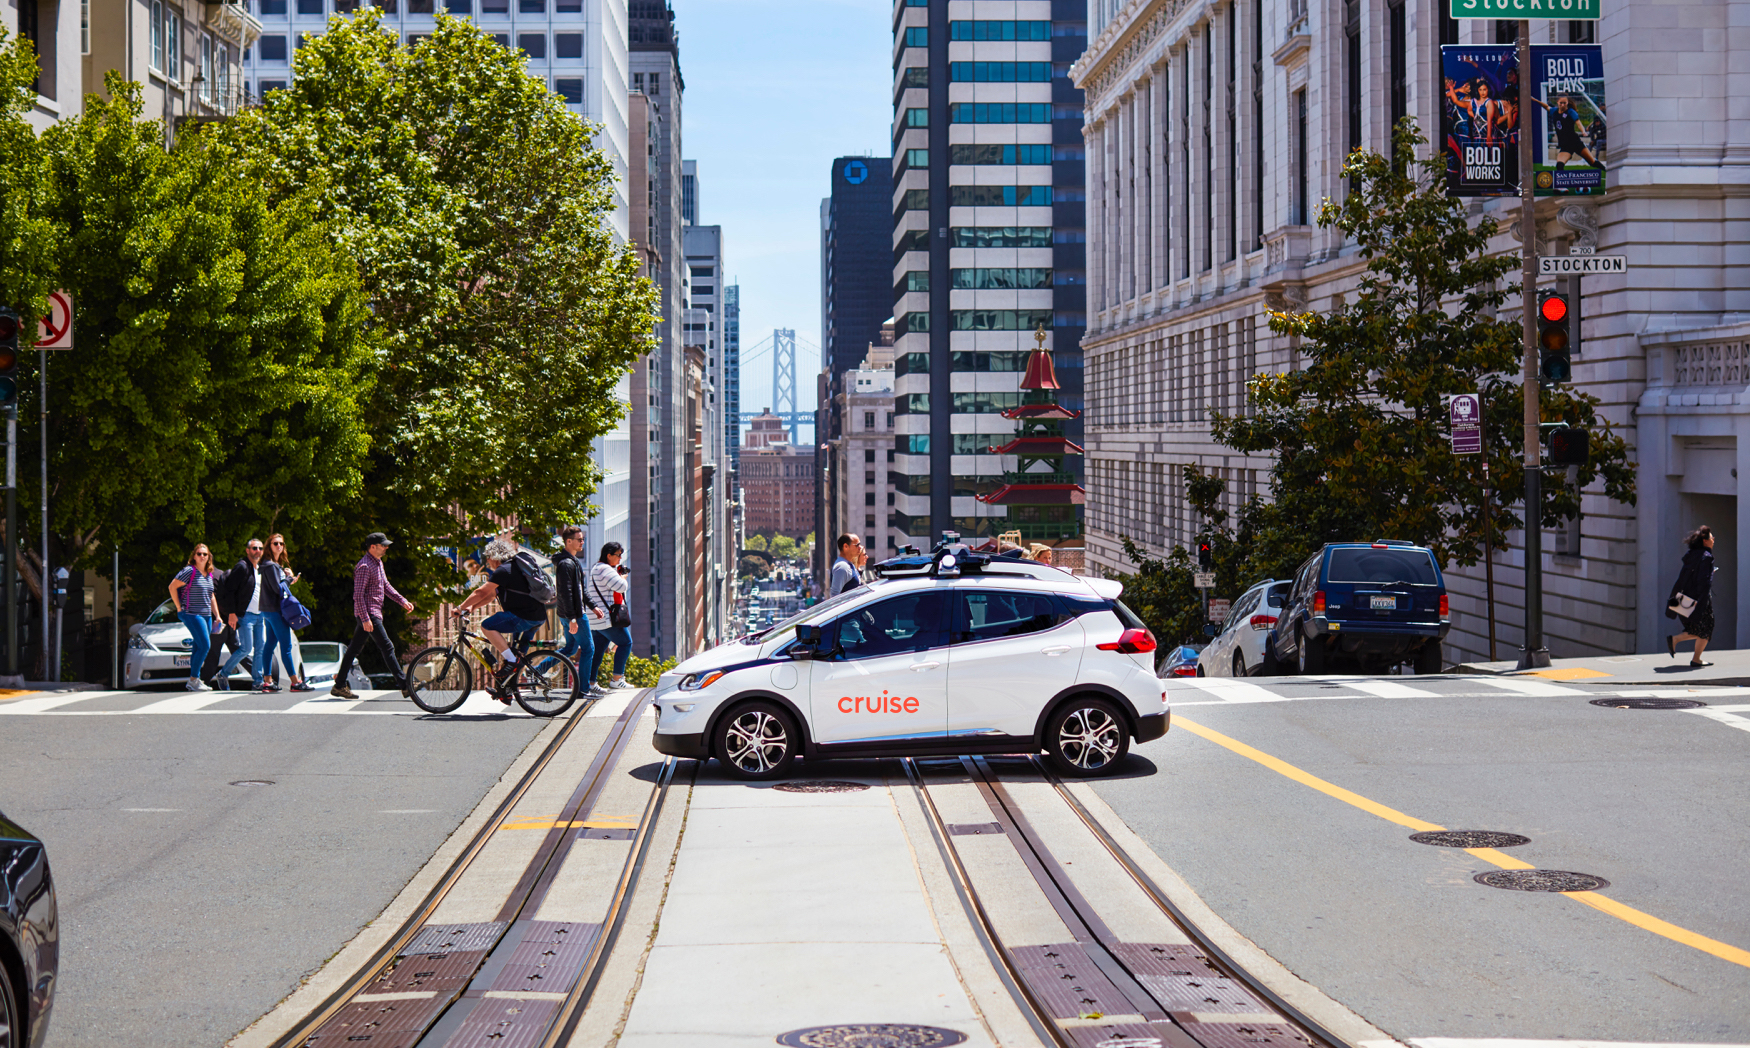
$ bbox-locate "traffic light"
[1538,290,1572,384]
[0,307,17,408]
[1197,540,1213,569]
[1548,427,1590,466]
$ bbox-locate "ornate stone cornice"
[1070,0,1201,105]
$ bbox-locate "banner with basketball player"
[1529,44,1605,196]
[1440,45,1519,197]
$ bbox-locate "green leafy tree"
[744,534,769,552]
[1213,119,1634,575]
[230,12,657,632]
[34,76,372,624]
[0,31,58,347]
[1108,467,1256,646]
[770,535,798,561]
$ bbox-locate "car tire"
[1415,641,1443,675]
[1043,696,1131,777]
[1233,652,1247,677]
[1195,664,1206,677]
[1260,644,1280,677]
[0,955,18,1048]
[714,700,798,780]
[1297,633,1327,675]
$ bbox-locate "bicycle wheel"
[512,648,579,718]
[405,646,473,714]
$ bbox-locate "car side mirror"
[791,624,824,659]
[1202,623,1219,637]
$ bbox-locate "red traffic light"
[1540,294,1569,324]
[0,314,16,341]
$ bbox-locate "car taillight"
[1312,591,1326,615]
[1097,628,1157,654]
[1249,614,1277,630]
[1172,664,1196,677]
[1439,594,1449,619]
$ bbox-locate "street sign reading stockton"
[1450,393,1483,455]
[1449,0,1599,18]
[1540,254,1626,275]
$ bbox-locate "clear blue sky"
[676,0,893,425]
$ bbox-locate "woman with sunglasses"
[260,533,314,692]
[168,544,222,692]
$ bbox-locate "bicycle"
[403,612,581,717]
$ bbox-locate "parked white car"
[1197,579,1293,677]
[123,599,366,691]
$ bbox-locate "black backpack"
[510,550,558,606]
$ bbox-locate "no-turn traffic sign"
[37,291,71,350]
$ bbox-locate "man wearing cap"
[332,532,416,698]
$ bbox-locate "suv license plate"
[1370,596,1397,610]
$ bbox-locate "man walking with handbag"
[332,532,416,698]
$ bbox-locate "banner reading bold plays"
[1441,45,1519,198]
[1530,45,1606,196]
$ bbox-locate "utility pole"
[1516,18,1550,670]
[39,351,48,679]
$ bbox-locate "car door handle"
[910,661,941,671]
[1041,645,1072,656]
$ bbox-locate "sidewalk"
[1456,645,1750,686]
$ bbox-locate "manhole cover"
[772,781,871,793]
[229,780,275,787]
[1474,869,1609,892]
[776,1025,966,1048]
[1589,697,1706,710]
[1410,830,1531,849]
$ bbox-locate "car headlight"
[677,670,724,691]
[128,636,155,651]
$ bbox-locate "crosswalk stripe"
[1342,680,1438,698]
[1173,677,1286,703]
[1684,707,1750,734]
[285,696,365,714]
[1477,677,1588,696]
[0,693,109,714]
[133,692,239,714]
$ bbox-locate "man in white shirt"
[829,534,866,597]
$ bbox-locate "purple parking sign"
[1449,394,1482,455]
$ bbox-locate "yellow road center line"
[0,689,41,701]
[1173,714,1750,970]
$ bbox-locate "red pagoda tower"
[976,326,1084,541]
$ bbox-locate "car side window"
[1226,591,1258,633]
[952,591,1066,644]
[828,592,947,660]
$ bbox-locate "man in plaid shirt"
[332,532,417,698]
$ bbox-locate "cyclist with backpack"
[455,537,556,688]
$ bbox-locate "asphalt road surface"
[0,687,548,1048]
[1097,671,1750,1043]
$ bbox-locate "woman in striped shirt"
[169,544,222,692]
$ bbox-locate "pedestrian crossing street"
[1170,674,1750,736]
[0,687,652,720]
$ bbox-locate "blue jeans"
[482,611,544,644]
[558,617,593,675]
[178,613,212,681]
[222,612,268,684]
[262,612,297,681]
[590,626,632,681]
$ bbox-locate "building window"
[1293,89,1308,224]
[519,0,543,10]
[297,0,323,12]
[898,271,929,293]
[555,78,582,104]
[947,185,1053,207]
[409,0,432,11]
[555,0,580,11]
[1346,0,1362,177]
[258,35,288,60]
[1252,0,1263,250]
[1388,0,1407,137]
[949,62,1052,83]
[951,227,1052,248]
[948,20,1049,41]
[949,103,1053,124]
[1566,20,1595,43]
[904,107,929,128]
[1494,19,1517,44]
[481,0,507,12]
[259,78,288,95]
[864,449,876,463]
[949,144,1053,166]
[904,26,928,47]
[555,32,582,58]
[886,413,894,429]
[517,33,546,58]
[951,268,1052,291]
[902,67,928,89]
[261,0,287,13]
[951,308,1055,331]
[864,411,876,430]
[200,35,214,100]
[900,188,930,212]
[150,0,164,71]
[902,148,929,171]
[82,0,90,54]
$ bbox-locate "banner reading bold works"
[1440,43,1604,199]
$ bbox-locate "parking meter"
[52,567,68,609]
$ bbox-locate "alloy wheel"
[724,709,789,775]
[1058,706,1122,771]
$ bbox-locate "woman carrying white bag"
[1667,524,1717,668]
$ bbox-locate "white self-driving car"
[651,546,1170,780]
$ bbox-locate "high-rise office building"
[629,0,687,657]
[889,0,1088,549]
[243,0,630,240]
[683,222,731,649]
[821,155,895,382]
[724,283,742,475]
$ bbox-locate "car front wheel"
[714,700,798,780]
[1233,652,1247,677]
[1044,697,1131,777]
[0,953,17,1048]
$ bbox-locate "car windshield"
[300,642,343,663]
[744,585,878,644]
[145,600,180,625]
[1327,548,1439,586]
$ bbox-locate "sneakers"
[290,681,315,693]
[185,678,210,692]
[213,678,231,692]
[330,684,358,699]
[609,678,633,690]
[494,659,520,683]
[589,682,610,696]
[255,682,280,694]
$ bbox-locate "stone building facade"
[1073,0,1750,661]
